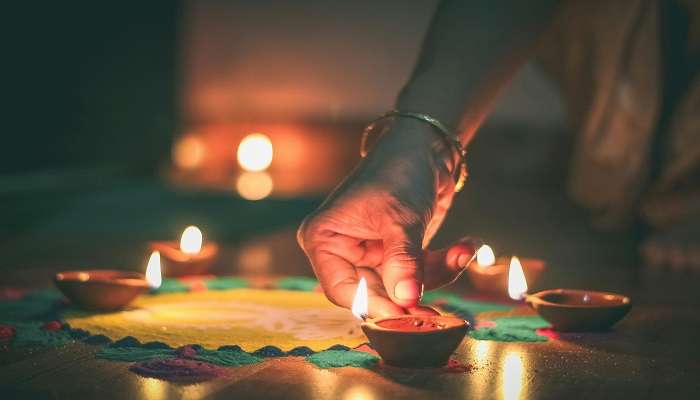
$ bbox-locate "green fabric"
[96,347,176,362]
[194,348,262,366]
[423,290,512,315]
[306,350,379,369]
[0,290,61,321]
[275,276,318,292]
[152,279,189,294]
[11,321,74,347]
[205,277,249,291]
[470,316,549,342]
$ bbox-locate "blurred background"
[3,0,651,296]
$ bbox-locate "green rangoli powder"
[194,348,262,366]
[11,321,74,347]
[152,279,189,294]
[470,316,549,342]
[205,277,249,291]
[275,276,318,292]
[306,350,379,369]
[96,347,177,362]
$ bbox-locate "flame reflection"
[502,351,525,400]
[141,378,166,400]
[236,171,274,200]
[342,385,375,400]
[473,340,492,363]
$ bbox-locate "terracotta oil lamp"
[149,226,219,277]
[352,278,469,368]
[467,245,545,297]
[525,289,632,332]
[505,257,633,331]
[54,270,148,311]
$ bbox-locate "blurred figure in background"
[299,0,700,316]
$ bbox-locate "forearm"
[397,0,559,145]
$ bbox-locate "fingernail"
[457,253,470,268]
[394,280,422,301]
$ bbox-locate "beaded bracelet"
[360,110,468,192]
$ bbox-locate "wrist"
[375,117,459,178]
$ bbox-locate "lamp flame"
[507,256,528,300]
[351,277,368,320]
[237,133,273,172]
[146,251,162,289]
[476,244,496,266]
[180,226,203,254]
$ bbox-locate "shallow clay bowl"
[361,315,469,368]
[54,270,149,311]
[149,241,219,277]
[526,289,632,332]
[467,257,546,296]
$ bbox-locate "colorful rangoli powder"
[130,358,229,383]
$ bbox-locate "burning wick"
[145,251,162,289]
[476,244,496,267]
[352,277,369,321]
[507,256,528,300]
[180,226,203,255]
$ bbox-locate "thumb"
[381,227,424,308]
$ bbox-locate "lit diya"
[352,278,469,368]
[505,257,633,332]
[149,226,219,277]
[54,270,148,311]
[466,244,545,297]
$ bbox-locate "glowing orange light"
[180,226,203,255]
[237,133,273,172]
[351,277,368,320]
[172,135,205,170]
[507,256,528,300]
[476,244,496,267]
[145,251,162,289]
[236,171,273,200]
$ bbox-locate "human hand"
[298,119,480,317]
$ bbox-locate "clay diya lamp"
[361,315,469,368]
[525,289,632,332]
[54,270,149,311]
[352,278,468,368]
[467,245,545,297]
[149,225,219,277]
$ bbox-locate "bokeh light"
[236,171,274,200]
[237,133,273,172]
[172,134,206,170]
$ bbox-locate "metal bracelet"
[360,110,468,192]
